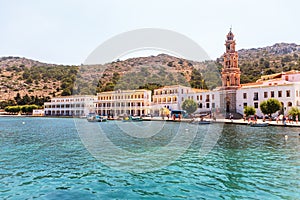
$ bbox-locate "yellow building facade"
[95,89,152,117]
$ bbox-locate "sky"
[0,0,299,65]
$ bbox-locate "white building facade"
[44,95,96,116]
[152,85,221,115]
[236,71,300,117]
[152,85,193,112]
[32,109,44,116]
[193,90,221,114]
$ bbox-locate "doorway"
[226,101,230,113]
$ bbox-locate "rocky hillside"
[0,56,78,105]
[89,54,220,93]
[230,43,300,83]
[238,43,300,57]
[0,55,219,106]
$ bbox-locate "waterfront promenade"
[217,118,300,127]
[143,116,300,128]
[1,114,300,128]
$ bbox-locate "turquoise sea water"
[0,117,300,199]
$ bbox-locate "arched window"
[288,102,292,107]
[226,76,230,86]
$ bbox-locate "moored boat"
[122,116,143,122]
[198,120,211,125]
[189,118,212,125]
[87,114,107,122]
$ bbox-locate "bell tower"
[221,28,241,89]
[220,28,241,114]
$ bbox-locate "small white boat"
[87,114,107,122]
[189,118,212,125]
[249,122,268,127]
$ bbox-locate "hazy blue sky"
[0,0,299,65]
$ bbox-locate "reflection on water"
[0,117,299,199]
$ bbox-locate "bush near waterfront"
[4,105,40,115]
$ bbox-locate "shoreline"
[214,118,300,127]
[2,115,300,128]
